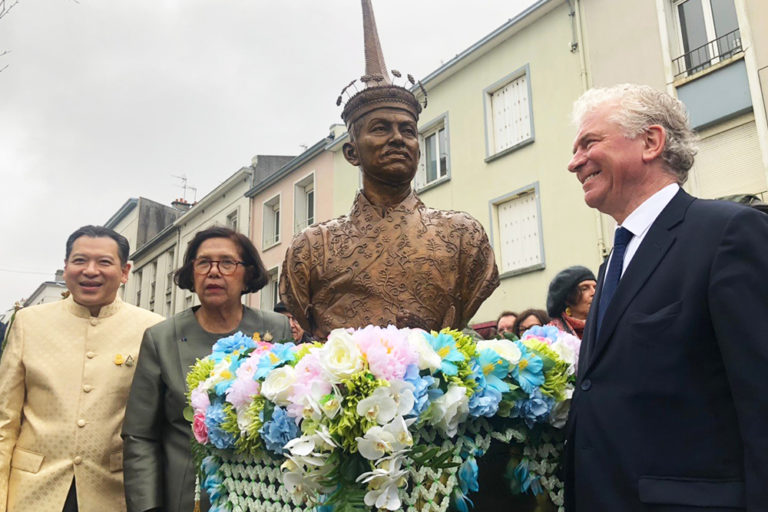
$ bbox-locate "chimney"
[55,269,64,282]
[171,198,193,212]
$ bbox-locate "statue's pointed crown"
[338,0,426,128]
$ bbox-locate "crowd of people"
[488,264,597,342]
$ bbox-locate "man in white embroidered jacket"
[0,225,163,512]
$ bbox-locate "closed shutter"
[491,75,531,154]
[498,190,542,274]
[689,120,766,198]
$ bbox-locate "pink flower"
[190,387,210,413]
[193,412,208,444]
[354,325,418,381]
[227,375,260,409]
[254,341,273,353]
[287,350,330,418]
[226,354,261,408]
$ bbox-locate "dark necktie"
[596,227,633,339]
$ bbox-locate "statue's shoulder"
[288,214,354,255]
[301,214,352,237]
[422,205,484,228]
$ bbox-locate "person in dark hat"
[546,265,596,339]
[274,301,313,343]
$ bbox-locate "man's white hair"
[572,84,698,184]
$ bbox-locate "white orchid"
[387,381,415,417]
[356,455,409,511]
[356,387,397,425]
[320,393,342,419]
[382,415,414,451]
[356,426,397,460]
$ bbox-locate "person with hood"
[546,265,596,339]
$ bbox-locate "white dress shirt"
[609,183,680,276]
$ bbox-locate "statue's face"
[344,108,420,188]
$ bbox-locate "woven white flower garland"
[202,418,564,512]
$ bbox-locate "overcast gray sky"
[0,0,535,313]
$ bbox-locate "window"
[492,186,544,276]
[135,270,143,307]
[415,115,450,191]
[226,209,239,232]
[262,195,281,248]
[484,67,533,160]
[294,173,315,233]
[149,262,157,312]
[260,267,279,310]
[672,0,740,77]
[166,249,175,294]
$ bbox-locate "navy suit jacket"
[566,189,768,512]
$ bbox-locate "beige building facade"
[246,136,337,311]
[127,158,293,315]
[579,0,768,206]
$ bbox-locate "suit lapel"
[579,260,606,376]
[584,190,694,374]
[174,310,213,392]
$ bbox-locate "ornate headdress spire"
[361,0,390,86]
[338,0,426,128]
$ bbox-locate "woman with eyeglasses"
[121,226,290,512]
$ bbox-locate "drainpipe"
[568,0,607,258]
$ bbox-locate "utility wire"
[0,268,52,276]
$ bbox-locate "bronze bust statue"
[280,0,499,340]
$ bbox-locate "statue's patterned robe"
[280,190,499,339]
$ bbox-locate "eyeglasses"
[193,258,245,275]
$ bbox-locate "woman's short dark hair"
[512,308,551,338]
[174,226,268,294]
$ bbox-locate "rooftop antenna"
[172,174,198,203]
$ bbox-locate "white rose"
[430,385,469,438]
[320,329,364,382]
[477,339,522,365]
[407,330,441,371]
[261,366,297,406]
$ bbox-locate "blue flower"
[511,389,554,428]
[259,406,300,455]
[476,348,510,394]
[459,455,479,494]
[403,364,435,417]
[254,342,297,379]
[201,456,224,503]
[212,358,240,397]
[452,456,479,512]
[469,386,502,418]
[511,459,543,495]
[204,402,236,450]
[212,331,256,356]
[512,341,545,394]
[424,332,465,376]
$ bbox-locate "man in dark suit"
[564,84,768,511]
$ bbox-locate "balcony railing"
[672,29,742,78]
